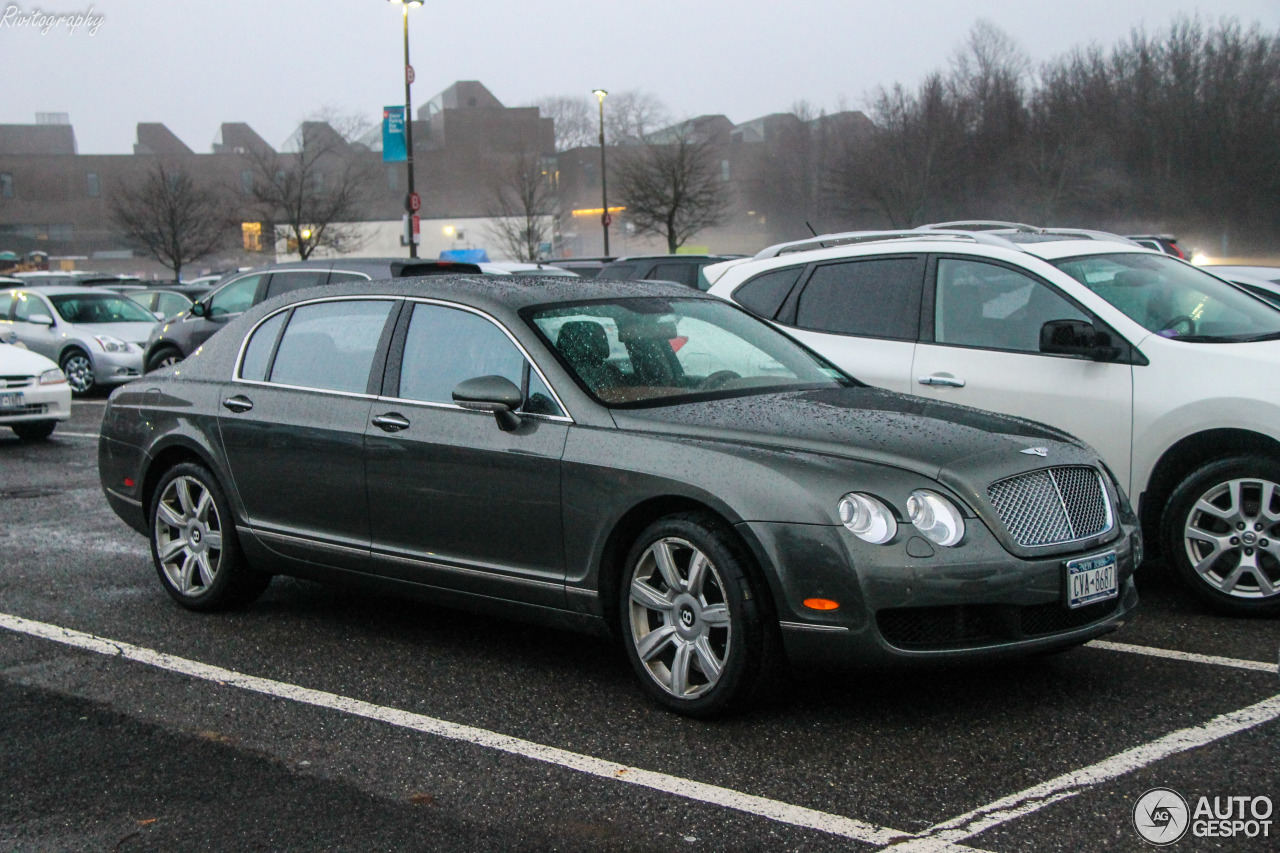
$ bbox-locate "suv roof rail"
[753,229,1019,259]
[917,221,1142,246]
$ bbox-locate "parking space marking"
[1087,639,1277,673]
[901,692,1280,847]
[0,612,997,851]
[52,431,100,439]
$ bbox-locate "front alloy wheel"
[1167,456,1280,616]
[61,351,94,395]
[620,513,767,716]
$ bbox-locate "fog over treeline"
[820,17,1280,255]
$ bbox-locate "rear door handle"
[222,395,253,412]
[917,375,966,388]
[372,412,411,432]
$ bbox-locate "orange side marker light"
[803,598,840,611]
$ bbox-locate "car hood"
[610,386,1092,482]
[0,342,59,374]
[73,321,157,346]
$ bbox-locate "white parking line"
[0,612,993,852]
[900,693,1280,847]
[1087,639,1277,673]
[53,431,100,439]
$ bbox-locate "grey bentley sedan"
[98,276,1140,716]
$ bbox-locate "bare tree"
[246,123,374,259]
[306,105,378,145]
[484,149,557,261]
[534,96,595,151]
[109,160,229,280]
[615,125,730,253]
[605,90,671,144]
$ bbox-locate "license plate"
[1065,551,1118,609]
[0,392,23,410]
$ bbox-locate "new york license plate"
[1065,551,1118,609]
[0,392,23,410]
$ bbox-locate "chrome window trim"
[230,294,575,422]
[326,270,373,281]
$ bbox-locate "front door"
[910,256,1134,485]
[364,301,568,607]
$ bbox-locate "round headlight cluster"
[838,493,897,544]
[906,490,965,546]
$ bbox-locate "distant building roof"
[133,123,193,155]
[213,123,274,156]
[0,124,77,155]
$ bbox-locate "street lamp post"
[592,88,609,256]
[390,0,423,258]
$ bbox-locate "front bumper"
[0,381,72,425]
[739,515,1140,668]
[92,348,144,386]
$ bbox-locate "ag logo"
[1134,787,1190,845]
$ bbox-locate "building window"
[49,224,74,242]
[0,173,13,199]
[242,221,263,252]
[87,172,100,197]
[720,159,731,182]
[241,170,253,195]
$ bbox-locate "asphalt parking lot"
[1,400,1277,852]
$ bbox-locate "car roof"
[6,285,121,296]
[607,255,738,262]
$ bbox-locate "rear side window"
[238,311,288,381]
[268,300,394,393]
[0,292,13,318]
[327,270,369,284]
[647,262,697,287]
[266,270,329,298]
[597,263,638,280]
[794,257,924,340]
[733,267,803,319]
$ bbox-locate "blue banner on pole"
[382,106,406,163]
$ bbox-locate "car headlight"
[907,490,965,546]
[838,492,897,544]
[93,334,130,353]
[38,368,67,385]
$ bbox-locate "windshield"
[49,292,158,324]
[526,297,850,407]
[1051,253,1280,342]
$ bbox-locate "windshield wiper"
[1167,331,1280,343]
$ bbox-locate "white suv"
[704,224,1280,616]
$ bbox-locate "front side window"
[12,292,49,322]
[48,293,156,324]
[207,274,265,318]
[528,297,849,407]
[934,259,1089,353]
[268,300,394,393]
[793,256,924,340]
[1052,253,1280,342]
[397,303,562,416]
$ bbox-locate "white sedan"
[0,334,71,440]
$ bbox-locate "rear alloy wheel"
[60,350,95,395]
[150,462,270,611]
[620,513,765,716]
[1165,456,1280,616]
[11,420,57,441]
[145,347,182,373]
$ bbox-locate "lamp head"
[592,89,607,102]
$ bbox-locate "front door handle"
[917,374,966,388]
[372,412,411,432]
[222,395,254,412]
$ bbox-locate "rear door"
[910,256,1134,484]
[217,297,399,570]
[770,255,926,393]
[364,300,569,605]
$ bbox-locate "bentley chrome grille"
[987,466,1113,547]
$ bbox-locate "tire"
[149,462,270,611]
[619,512,768,717]
[145,346,183,373]
[60,349,96,396]
[1163,455,1280,617]
[11,420,57,441]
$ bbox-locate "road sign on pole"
[406,65,415,84]
[409,192,421,213]
[411,214,421,244]
[602,212,613,227]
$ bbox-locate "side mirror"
[1040,319,1121,361]
[452,374,524,432]
[28,313,55,327]
[189,301,207,317]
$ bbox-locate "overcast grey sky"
[2,0,1278,154]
